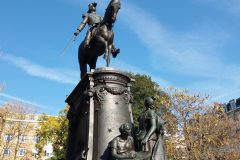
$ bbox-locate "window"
[32,148,39,157]
[10,114,16,119]
[3,148,11,156]
[230,99,237,110]
[45,150,52,157]
[30,115,35,120]
[18,135,27,143]
[4,134,13,142]
[236,98,240,107]
[236,128,240,133]
[227,103,231,111]
[33,135,40,144]
[17,148,25,157]
[20,122,28,129]
[5,122,14,128]
[238,144,240,151]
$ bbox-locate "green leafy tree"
[129,73,161,123]
[129,73,177,134]
[36,106,69,160]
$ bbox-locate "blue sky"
[1,0,240,114]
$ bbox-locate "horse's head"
[103,0,121,25]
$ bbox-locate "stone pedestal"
[65,67,134,160]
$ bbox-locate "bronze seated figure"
[109,123,136,160]
[109,97,167,160]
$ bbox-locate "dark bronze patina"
[74,2,102,48]
[108,97,167,160]
[109,123,136,159]
[66,67,134,160]
[136,97,166,160]
[66,1,167,159]
[75,0,121,78]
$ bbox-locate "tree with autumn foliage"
[36,73,240,160]
[0,102,37,160]
[163,88,240,160]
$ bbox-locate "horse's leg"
[111,43,120,58]
[89,57,97,71]
[96,36,109,67]
[103,40,109,61]
[103,40,110,67]
[80,59,87,79]
[107,44,113,67]
[78,45,87,79]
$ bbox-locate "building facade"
[222,97,240,154]
[223,97,240,119]
[0,111,53,160]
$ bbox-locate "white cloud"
[114,60,170,87]
[0,93,55,112]
[187,79,240,103]
[196,0,240,16]
[120,1,240,101]
[64,0,240,100]
[57,0,240,101]
[0,99,6,105]
[95,58,171,88]
[121,2,233,77]
[59,0,172,87]
[0,85,4,92]
[0,52,79,85]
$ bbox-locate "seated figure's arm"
[112,148,132,159]
[110,138,135,159]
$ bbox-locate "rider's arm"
[74,14,89,36]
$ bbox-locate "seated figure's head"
[119,123,131,136]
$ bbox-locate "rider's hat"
[89,2,97,7]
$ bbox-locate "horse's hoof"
[115,48,120,54]
[112,49,120,58]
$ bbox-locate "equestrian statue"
[74,0,121,78]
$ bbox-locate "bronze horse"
[78,0,121,78]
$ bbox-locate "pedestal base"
[65,67,134,160]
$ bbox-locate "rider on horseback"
[74,2,120,57]
[74,2,101,48]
